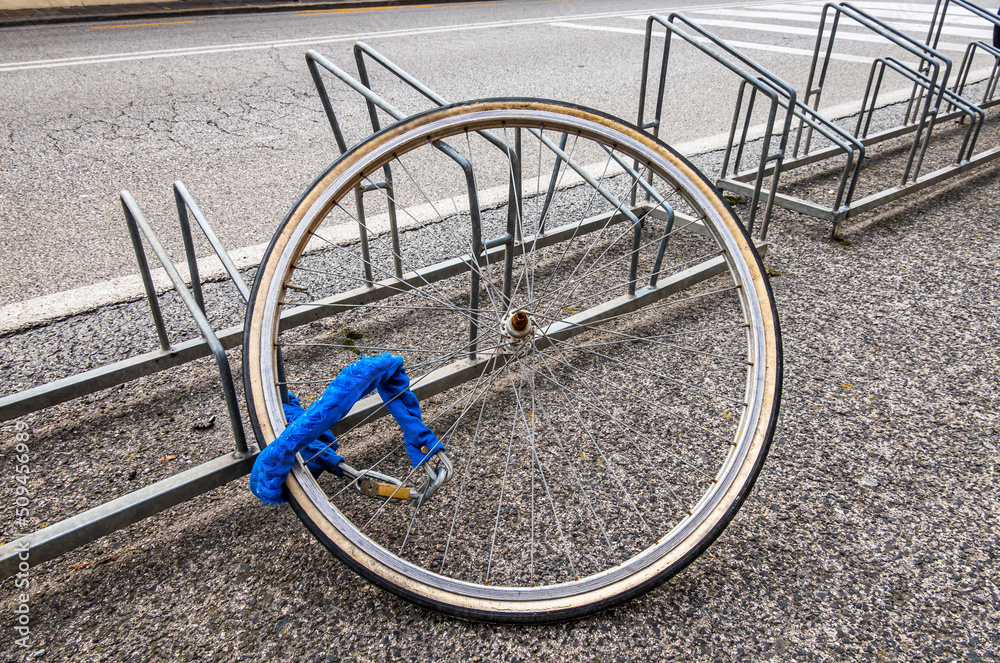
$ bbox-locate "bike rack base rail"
[0,450,256,578]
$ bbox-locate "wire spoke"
[374,156,507,322]
[532,207,709,314]
[527,164,654,311]
[502,361,578,581]
[512,350,617,561]
[299,229,490,334]
[545,335,743,408]
[530,351,656,538]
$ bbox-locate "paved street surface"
[1,0,998,660]
[0,0,993,316]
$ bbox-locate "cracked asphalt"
[1,0,658,306]
[0,45,340,305]
[1,0,899,309]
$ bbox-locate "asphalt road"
[1,0,988,318]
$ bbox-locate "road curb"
[0,0,483,28]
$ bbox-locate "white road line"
[787,1,939,11]
[744,2,972,24]
[0,1,795,72]
[552,22,873,63]
[799,0,981,15]
[627,17,975,52]
[759,0,999,23]
[692,8,992,30]
[758,2,938,14]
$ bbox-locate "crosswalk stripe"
[762,0,999,24]
[692,7,992,30]
[645,17,975,51]
[786,1,942,12]
[548,22,874,62]
[815,0,994,14]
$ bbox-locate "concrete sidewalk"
[0,0,475,27]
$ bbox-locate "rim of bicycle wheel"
[244,99,780,611]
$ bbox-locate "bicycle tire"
[243,99,782,622]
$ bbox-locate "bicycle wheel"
[243,99,781,622]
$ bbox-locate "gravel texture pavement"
[1,117,999,661]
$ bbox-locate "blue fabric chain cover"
[249,354,444,505]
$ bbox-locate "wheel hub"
[501,309,537,356]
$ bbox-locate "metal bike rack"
[5,1,996,576]
[636,12,864,241]
[0,184,258,577]
[800,1,1000,235]
[638,2,1000,238]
